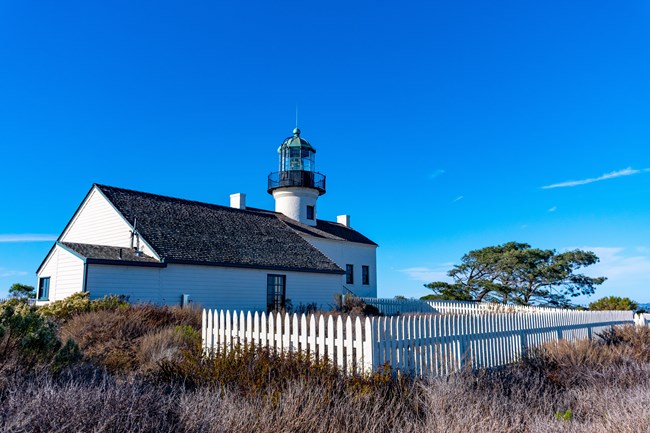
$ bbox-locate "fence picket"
[326,316,335,363]
[307,315,315,354]
[298,314,305,351]
[345,316,354,374]
[336,316,344,370]
[316,315,324,359]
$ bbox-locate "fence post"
[519,330,527,359]
[201,309,207,353]
[634,313,644,327]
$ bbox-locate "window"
[362,266,370,285]
[38,277,50,301]
[345,264,354,284]
[306,205,315,220]
[267,274,286,312]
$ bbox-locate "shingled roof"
[279,217,377,246]
[94,184,345,274]
[60,242,162,265]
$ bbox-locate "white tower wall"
[272,187,319,226]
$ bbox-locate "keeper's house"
[35,128,377,311]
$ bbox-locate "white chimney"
[230,193,246,210]
[337,214,351,227]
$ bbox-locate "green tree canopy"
[421,242,606,306]
[588,296,638,311]
[8,283,36,300]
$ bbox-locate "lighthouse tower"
[267,127,326,226]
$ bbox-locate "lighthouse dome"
[277,128,316,153]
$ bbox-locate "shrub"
[334,294,381,317]
[39,292,129,323]
[292,302,319,315]
[521,325,650,388]
[155,343,401,397]
[598,325,650,363]
[0,301,80,375]
[59,304,201,375]
[137,326,201,373]
[589,296,639,311]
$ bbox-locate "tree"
[588,296,638,311]
[422,242,606,306]
[8,283,35,300]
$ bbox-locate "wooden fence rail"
[202,309,636,377]
[359,297,569,316]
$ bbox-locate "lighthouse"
[267,127,326,226]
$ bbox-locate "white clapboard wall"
[202,309,635,377]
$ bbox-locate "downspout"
[82,260,88,293]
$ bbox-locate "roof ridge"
[95,184,357,227]
[94,184,275,217]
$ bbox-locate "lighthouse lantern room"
[268,128,326,226]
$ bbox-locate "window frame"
[306,205,315,220]
[266,274,287,312]
[38,277,50,301]
[345,264,354,285]
[362,265,370,285]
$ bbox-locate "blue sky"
[1,1,649,303]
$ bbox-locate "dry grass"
[523,325,650,387]
[2,305,648,433]
[2,365,649,433]
[59,304,201,375]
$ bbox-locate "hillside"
[0,295,648,432]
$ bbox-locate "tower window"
[362,266,370,285]
[346,264,354,285]
[267,274,286,312]
[306,205,315,220]
[38,277,50,301]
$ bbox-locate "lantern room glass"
[280,147,315,172]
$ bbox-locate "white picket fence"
[635,313,650,327]
[359,297,566,316]
[202,309,635,377]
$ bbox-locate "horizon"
[1,1,648,303]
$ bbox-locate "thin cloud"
[452,196,464,203]
[542,167,650,189]
[548,206,557,212]
[429,169,445,180]
[0,270,28,278]
[400,267,451,283]
[568,246,650,289]
[0,234,57,243]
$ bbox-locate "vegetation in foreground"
[0,296,648,432]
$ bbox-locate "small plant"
[554,409,573,422]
